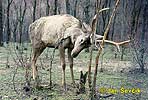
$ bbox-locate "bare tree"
[88,0,101,95]
[101,0,111,37]
[18,0,27,44]
[139,0,148,73]
[65,0,70,14]
[110,13,116,41]
[129,0,147,73]
[91,0,120,99]
[0,0,3,46]
[120,0,127,60]
[39,0,43,17]
[12,3,19,42]
[6,0,13,44]
[73,0,78,17]
[83,0,90,24]
[33,0,37,22]
[130,0,142,39]
[5,0,14,68]
[83,0,91,52]
[46,0,50,16]
[54,0,58,15]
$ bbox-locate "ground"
[0,43,148,100]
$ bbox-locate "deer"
[29,13,130,89]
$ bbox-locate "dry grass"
[0,43,148,100]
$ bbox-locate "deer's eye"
[80,39,83,43]
[79,39,84,44]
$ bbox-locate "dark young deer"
[76,71,88,94]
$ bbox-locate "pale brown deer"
[29,14,129,89]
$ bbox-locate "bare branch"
[96,40,130,51]
[8,0,14,7]
[91,8,110,32]
[92,0,120,99]
[98,8,110,13]
[95,34,104,39]
[88,1,110,97]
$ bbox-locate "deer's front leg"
[59,46,66,89]
[31,55,38,81]
[31,47,45,87]
[68,48,75,85]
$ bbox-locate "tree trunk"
[46,0,50,16]
[140,0,147,73]
[6,0,13,44]
[13,4,19,42]
[83,0,90,24]
[65,0,70,14]
[0,0,3,46]
[101,0,111,38]
[54,0,58,15]
[84,0,90,52]
[130,0,141,39]
[110,14,116,41]
[33,0,37,22]
[19,0,26,44]
[73,0,77,17]
[120,0,127,61]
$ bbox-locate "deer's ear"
[83,72,88,83]
[80,71,83,79]
[81,22,92,33]
[81,23,87,33]
[84,72,88,77]
[71,35,77,43]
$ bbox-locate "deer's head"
[71,22,103,58]
[70,8,109,58]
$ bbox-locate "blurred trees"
[0,0,3,46]
[65,0,70,14]
[54,0,58,15]
[83,0,90,24]
[18,0,26,44]
[129,0,148,73]
[0,0,147,49]
[6,0,13,44]
[1,0,147,65]
[46,0,50,16]
[140,0,148,72]
[33,0,37,22]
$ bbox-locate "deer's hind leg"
[67,48,75,85]
[59,45,66,89]
[31,42,46,86]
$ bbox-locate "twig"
[49,48,56,88]
[91,0,120,99]
[6,44,20,96]
[8,43,30,96]
[88,0,100,94]
[97,94,114,99]
[88,1,109,94]
[12,65,20,95]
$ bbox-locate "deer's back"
[29,14,80,47]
